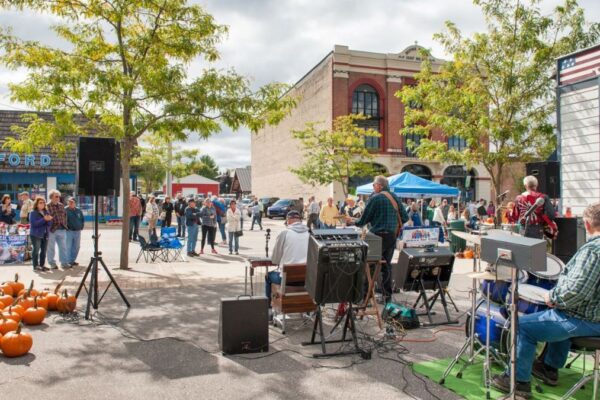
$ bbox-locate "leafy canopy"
[396,0,600,195]
[291,114,382,198]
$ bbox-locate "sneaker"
[235,251,239,255]
[211,249,218,254]
[491,374,531,399]
[532,359,559,386]
[192,251,200,256]
[50,264,58,270]
[187,252,195,257]
[72,262,79,266]
[33,266,44,272]
[229,251,232,255]
[62,264,72,269]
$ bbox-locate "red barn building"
[164,174,220,198]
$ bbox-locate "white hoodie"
[271,222,310,269]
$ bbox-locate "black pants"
[164,213,172,227]
[524,225,544,239]
[307,213,319,231]
[30,235,48,268]
[201,225,216,250]
[375,231,397,301]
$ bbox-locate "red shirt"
[129,196,142,217]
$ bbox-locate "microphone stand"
[265,228,271,258]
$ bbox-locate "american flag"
[558,44,600,86]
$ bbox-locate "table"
[245,257,274,296]
[356,260,384,329]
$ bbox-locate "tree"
[0,0,295,268]
[290,114,381,198]
[190,154,219,180]
[396,0,600,198]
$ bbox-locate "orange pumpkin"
[1,307,21,324]
[18,280,39,298]
[0,323,33,357]
[56,289,77,314]
[16,293,34,311]
[0,291,13,308]
[45,279,64,311]
[23,298,47,326]
[34,295,48,310]
[0,284,13,297]
[0,313,18,335]
[10,304,25,318]
[5,274,24,297]
[464,249,475,259]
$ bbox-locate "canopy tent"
[355,172,460,198]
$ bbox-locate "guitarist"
[347,175,408,304]
[510,175,558,240]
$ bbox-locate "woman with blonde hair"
[145,195,159,236]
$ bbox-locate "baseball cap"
[286,210,301,219]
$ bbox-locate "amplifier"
[552,217,586,264]
[393,247,455,291]
[219,296,269,355]
[481,232,546,272]
[305,234,366,304]
[362,231,383,262]
[311,228,360,240]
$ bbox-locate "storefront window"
[441,166,477,201]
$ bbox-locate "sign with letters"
[0,153,52,167]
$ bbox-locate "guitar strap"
[381,191,402,237]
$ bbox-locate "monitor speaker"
[219,296,268,355]
[526,161,560,198]
[393,247,455,292]
[552,217,586,264]
[77,137,120,196]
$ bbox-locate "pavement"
[1,218,481,400]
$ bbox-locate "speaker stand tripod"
[76,195,130,320]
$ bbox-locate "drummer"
[492,202,600,398]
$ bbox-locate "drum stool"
[561,336,600,400]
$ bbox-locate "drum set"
[440,229,564,397]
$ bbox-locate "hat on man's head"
[286,210,301,219]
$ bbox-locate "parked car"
[267,199,303,219]
[259,197,279,217]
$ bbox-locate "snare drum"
[527,254,564,290]
[480,270,528,304]
[466,300,510,355]
[513,284,549,314]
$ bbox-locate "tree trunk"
[119,141,132,269]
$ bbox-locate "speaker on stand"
[525,161,560,198]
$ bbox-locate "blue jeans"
[66,230,81,264]
[129,216,140,240]
[513,309,600,382]
[177,215,186,237]
[218,221,227,242]
[228,232,239,253]
[265,270,281,307]
[30,235,47,268]
[251,215,262,230]
[187,224,198,253]
[47,228,68,266]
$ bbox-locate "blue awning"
[356,172,460,197]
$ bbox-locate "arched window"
[448,135,467,151]
[441,165,477,201]
[348,163,387,194]
[352,84,381,150]
[401,164,432,180]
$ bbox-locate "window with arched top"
[352,84,381,150]
[441,165,477,201]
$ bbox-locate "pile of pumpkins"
[0,274,77,358]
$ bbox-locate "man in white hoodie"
[265,210,310,313]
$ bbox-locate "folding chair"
[136,236,166,263]
[159,227,186,262]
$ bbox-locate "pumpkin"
[0,313,18,335]
[45,279,64,311]
[0,291,13,308]
[464,249,475,259]
[34,295,48,311]
[5,274,24,297]
[0,283,13,297]
[0,323,33,357]
[1,307,21,323]
[23,298,47,325]
[56,289,77,314]
[18,280,39,298]
[486,217,494,224]
[16,292,34,311]
[10,304,25,318]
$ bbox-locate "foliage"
[291,114,381,198]
[189,154,219,180]
[0,0,295,268]
[396,0,600,196]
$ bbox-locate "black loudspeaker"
[77,137,120,196]
[526,161,560,198]
[219,296,268,355]
[305,232,366,304]
[393,247,455,291]
[552,217,586,264]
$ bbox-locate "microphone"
[497,190,509,199]
[523,197,545,220]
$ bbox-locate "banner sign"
[0,234,28,264]
[401,227,440,247]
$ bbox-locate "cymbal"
[467,271,501,280]
[451,230,482,244]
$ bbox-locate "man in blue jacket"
[65,197,85,267]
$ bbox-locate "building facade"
[252,44,492,202]
[0,110,136,220]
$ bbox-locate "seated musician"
[265,210,310,317]
[492,202,600,398]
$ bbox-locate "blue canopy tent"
[355,172,460,198]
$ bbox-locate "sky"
[0,0,599,170]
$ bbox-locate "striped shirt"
[550,235,600,322]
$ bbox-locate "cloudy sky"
[1,0,599,170]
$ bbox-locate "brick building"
[251,44,492,202]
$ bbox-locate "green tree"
[291,114,381,198]
[0,0,294,268]
[189,154,219,180]
[396,0,600,198]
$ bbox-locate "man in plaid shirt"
[46,189,70,269]
[493,202,600,398]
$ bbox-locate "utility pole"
[166,139,173,197]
